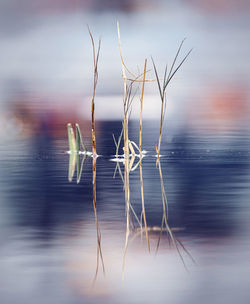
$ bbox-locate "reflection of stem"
[122,223,130,281]
[92,156,105,284]
[139,59,150,252]
[113,161,124,184]
[124,152,131,234]
[156,158,193,270]
[112,125,125,183]
[156,159,167,252]
[140,159,150,252]
[117,22,131,235]
[77,153,87,184]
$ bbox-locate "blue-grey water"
[0,120,249,304]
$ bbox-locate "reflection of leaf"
[68,152,76,182]
[130,140,140,154]
[75,123,80,183]
[77,154,87,184]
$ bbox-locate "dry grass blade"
[151,57,163,101]
[164,48,193,91]
[88,26,101,157]
[165,39,186,85]
[117,22,137,80]
[88,27,105,284]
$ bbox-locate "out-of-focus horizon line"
[1,0,250,15]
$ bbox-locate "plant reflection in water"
[66,24,194,283]
[67,125,194,281]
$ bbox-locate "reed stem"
[88,27,101,157]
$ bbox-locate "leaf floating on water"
[67,123,77,182]
[67,123,76,152]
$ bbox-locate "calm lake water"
[0,119,249,304]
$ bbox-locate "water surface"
[0,120,249,304]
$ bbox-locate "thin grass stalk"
[88,27,101,157]
[88,27,105,283]
[139,59,147,153]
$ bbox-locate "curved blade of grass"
[130,141,140,154]
[165,39,186,87]
[164,48,193,91]
[151,57,163,101]
[76,123,87,152]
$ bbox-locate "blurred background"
[0,1,250,304]
[1,0,250,135]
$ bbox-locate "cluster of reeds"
[67,24,194,278]
[115,24,193,271]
